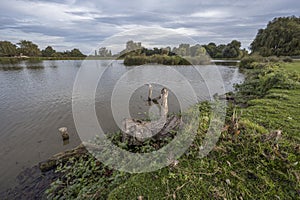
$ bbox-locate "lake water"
[0,60,244,191]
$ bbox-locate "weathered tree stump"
[122,87,180,145]
[147,83,152,101]
[58,127,69,140]
[147,83,161,104]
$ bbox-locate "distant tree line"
[0,40,86,57]
[117,40,247,59]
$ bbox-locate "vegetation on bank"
[0,56,121,65]
[0,40,86,58]
[45,58,300,199]
[123,54,211,66]
[0,56,86,62]
[120,40,248,60]
[120,39,249,66]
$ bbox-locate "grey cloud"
[0,0,299,54]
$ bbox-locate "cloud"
[190,10,231,18]
[0,0,299,54]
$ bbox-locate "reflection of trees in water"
[26,65,45,69]
[25,59,45,69]
[0,65,23,71]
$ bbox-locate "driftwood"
[122,87,181,145]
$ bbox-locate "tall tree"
[251,16,300,56]
[222,40,241,58]
[17,40,41,56]
[202,42,217,58]
[222,45,238,58]
[69,48,86,57]
[0,41,17,56]
[41,46,56,57]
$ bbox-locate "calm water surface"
[0,60,243,191]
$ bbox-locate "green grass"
[243,88,300,142]
[0,57,26,64]
[107,104,299,199]
[280,60,300,73]
[0,56,120,64]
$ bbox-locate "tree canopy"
[0,40,86,58]
[202,40,245,58]
[69,48,86,57]
[0,41,17,57]
[119,40,245,59]
[17,40,41,56]
[41,46,56,57]
[250,16,300,56]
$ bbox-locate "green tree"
[222,45,239,58]
[251,16,300,56]
[221,40,241,58]
[230,40,241,52]
[41,46,56,57]
[17,40,41,56]
[203,42,217,58]
[0,41,17,56]
[69,48,86,57]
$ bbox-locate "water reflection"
[0,65,23,71]
[26,65,45,69]
[213,61,239,66]
[25,59,43,64]
[25,60,45,70]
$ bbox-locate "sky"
[0,0,299,54]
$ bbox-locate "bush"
[240,55,293,69]
[123,55,193,66]
[280,56,293,62]
[239,55,264,68]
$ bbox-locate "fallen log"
[39,144,87,172]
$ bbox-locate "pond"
[0,60,244,191]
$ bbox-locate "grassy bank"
[0,57,27,64]
[0,56,120,64]
[45,59,300,199]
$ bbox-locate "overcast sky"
[0,0,299,54]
